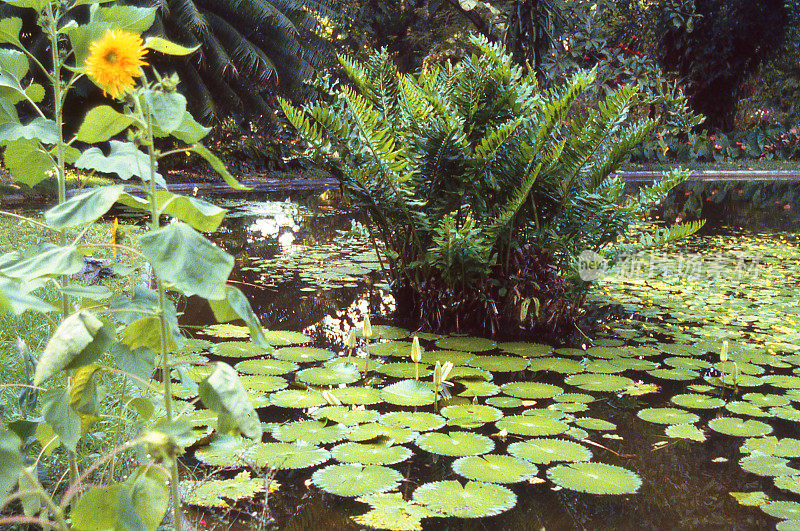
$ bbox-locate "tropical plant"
[280,34,703,336]
[0,0,342,123]
[0,2,266,529]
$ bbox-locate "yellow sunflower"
[85,30,148,99]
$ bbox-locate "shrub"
[281,35,702,336]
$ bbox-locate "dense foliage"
[281,35,702,336]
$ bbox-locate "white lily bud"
[411,336,422,363]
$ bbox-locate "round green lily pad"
[740,437,800,458]
[452,454,538,484]
[379,412,445,432]
[270,390,327,408]
[311,406,380,426]
[273,347,335,362]
[637,407,700,425]
[235,358,298,376]
[708,417,773,437]
[440,404,502,425]
[272,420,350,445]
[498,342,553,357]
[665,424,706,442]
[574,417,616,431]
[763,502,800,521]
[565,374,634,392]
[238,375,288,393]
[381,379,435,406]
[247,442,330,469]
[469,355,528,372]
[434,336,497,352]
[348,423,418,444]
[528,357,585,374]
[742,393,790,408]
[418,350,475,366]
[495,415,569,436]
[331,441,412,465]
[501,382,563,399]
[412,480,516,518]
[329,386,382,405]
[508,438,592,464]
[647,368,698,381]
[194,436,254,466]
[312,464,402,497]
[297,365,360,386]
[554,393,595,404]
[212,341,268,358]
[369,341,415,357]
[775,475,800,495]
[458,381,501,397]
[486,396,524,408]
[739,454,799,477]
[726,401,769,417]
[376,362,433,379]
[671,393,725,410]
[262,330,311,346]
[415,431,494,456]
[547,462,642,494]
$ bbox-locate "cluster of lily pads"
[157,231,800,529]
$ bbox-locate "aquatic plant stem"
[136,90,184,531]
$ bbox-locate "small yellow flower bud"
[347,328,357,350]
[411,336,422,363]
[362,315,373,340]
[720,340,729,363]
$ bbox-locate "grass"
[0,213,148,496]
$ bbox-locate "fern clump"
[280,34,702,336]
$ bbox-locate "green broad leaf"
[0,0,50,12]
[76,141,166,187]
[109,286,184,349]
[41,388,81,452]
[122,316,174,352]
[144,37,199,55]
[199,362,262,440]
[91,5,157,33]
[0,95,19,124]
[25,83,44,103]
[0,49,27,80]
[208,286,268,348]
[143,89,187,134]
[0,17,22,44]
[0,277,53,314]
[0,243,83,281]
[170,112,211,144]
[0,68,28,104]
[34,310,114,385]
[76,106,134,143]
[18,465,42,515]
[412,480,516,518]
[190,144,249,190]
[70,364,100,430]
[70,485,125,530]
[312,464,402,497]
[125,467,169,531]
[0,429,22,501]
[59,284,112,301]
[0,117,57,143]
[156,191,225,232]
[44,185,124,229]
[139,222,234,300]
[2,137,55,186]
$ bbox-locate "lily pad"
[332,441,412,465]
[376,362,433,379]
[212,341,268,358]
[763,501,800,520]
[182,471,265,507]
[297,365,360,386]
[272,421,349,445]
[235,359,298,376]
[469,355,528,372]
[486,396,524,408]
[415,431,494,456]
[269,390,327,409]
[194,436,255,466]
[775,476,800,495]
[528,357,585,374]
[273,347,335,362]
[547,462,642,494]
[508,438,592,464]
[495,415,569,437]
[238,375,288,393]
[247,442,330,469]
[311,406,380,426]
[351,492,435,531]
[452,454,538,484]
[665,424,706,442]
[440,404,502,426]
[381,379,436,407]
[637,407,699,425]
[708,417,773,437]
[419,350,475,366]
[498,342,553,357]
[412,480,516,518]
[565,373,634,392]
[740,437,800,458]
[671,393,725,410]
[262,330,311,346]
[312,464,402,497]
[500,382,563,399]
[739,454,800,477]
[348,423,418,444]
[329,386,382,405]
[574,417,616,431]
[379,412,446,432]
[434,336,497,352]
[742,393,790,408]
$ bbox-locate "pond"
[164,195,800,530]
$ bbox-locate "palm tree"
[0,0,342,123]
[150,0,342,121]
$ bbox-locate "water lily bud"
[322,390,342,406]
[433,361,442,387]
[441,361,453,381]
[346,328,357,350]
[411,336,421,363]
[362,315,373,340]
[720,340,729,362]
